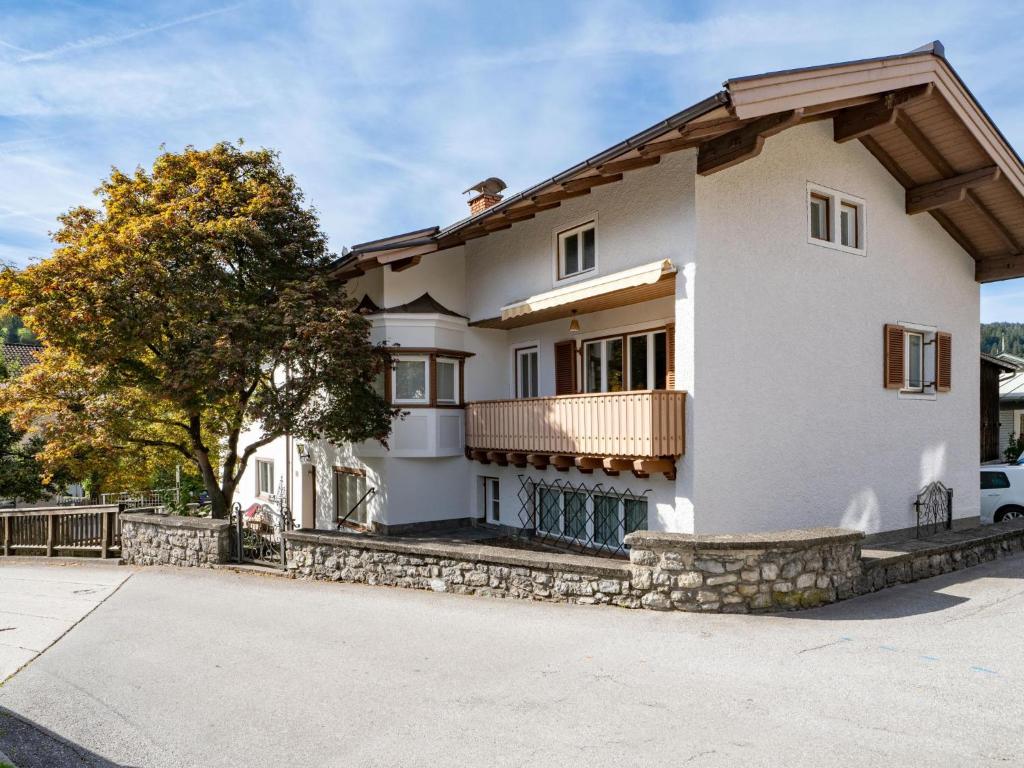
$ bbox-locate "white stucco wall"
[690,120,980,535]
[464,151,695,322]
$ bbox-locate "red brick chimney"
[464,177,507,215]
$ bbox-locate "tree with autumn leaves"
[0,142,395,518]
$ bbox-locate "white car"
[980,466,1024,524]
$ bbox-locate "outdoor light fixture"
[296,443,312,463]
[568,310,580,333]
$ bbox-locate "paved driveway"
[0,557,1022,767]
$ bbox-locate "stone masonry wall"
[120,512,231,568]
[286,531,643,608]
[624,529,863,613]
[285,527,864,613]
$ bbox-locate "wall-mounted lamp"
[568,310,580,334]
[296,443,312,463]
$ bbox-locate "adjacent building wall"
[691,120,980,535]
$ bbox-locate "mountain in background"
[981,322,1024,356]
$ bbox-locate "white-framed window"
[255,459,275,497]
[336,469,369,526]
[905,331,925,393]
[807,183,865,255]
[483,477,500,523]
[392,356,429,404]
[557,220,597,281]
[515,346,539,398]
[627,330,667,390]
[583,337,623,393]
[436,357,458,404]
[535,487,648,548]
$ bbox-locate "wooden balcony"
[465,390,686,479]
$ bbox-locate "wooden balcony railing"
[465,390,686,478]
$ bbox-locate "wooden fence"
[0,505,123,558]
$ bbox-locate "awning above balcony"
[473,259,676,330]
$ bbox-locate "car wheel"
[994,505,1024,523]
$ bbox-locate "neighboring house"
[981,352,1016,462]
[995,352,1024,457]
[239,41,1024,542]
[1,343,41,371]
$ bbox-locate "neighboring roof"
[1,343,41,370]
[356,292,467,319]
[334,41,1024,287]
[998,352,1024,368]
[981,351,1016,374]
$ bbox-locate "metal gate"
[915,481,953,538]
[230,501,291,568]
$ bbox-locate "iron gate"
[915,481,953,538]
[230,501,291,568]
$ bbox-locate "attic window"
[807,183,865,255]
[558,221,597,280]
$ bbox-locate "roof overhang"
[473,259,676,330]
[335,41,1024,285]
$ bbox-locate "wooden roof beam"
[906,166,1001,215]
[976,252,1024,283]
[595,155,661,175]
[559,173,623,193]
[697,109,804,176]
[531,188,591,207]
[833,83,933,143]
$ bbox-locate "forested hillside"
[981,323,1024,356]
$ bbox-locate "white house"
[236,42,1024,544]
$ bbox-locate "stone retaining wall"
[286,531,643,607]
[625,529,863,612]
[120,512,231,568]
[858,518,1024,593]
[285,527,864,613]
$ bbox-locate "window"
[840,202,859,248]
[905,332,924,392]
[516,346,539,398]
[584,337,623,393]
[255,459,274,497]
[807,184,865,254]
[809,194,830,241]
[557,221,596,280]
[884,323,952,397]
[981,471,1011,490]
[336,469,369,526]
[436,358,458,404]
[393,357,428,403]
[533,487,648,549]
[483,477,500,523]
[628,331,667,389]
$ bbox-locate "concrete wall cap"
[120,512,231,531]
[624,527,864,550]
[285,529,631,578]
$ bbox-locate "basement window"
[807,183,865,255]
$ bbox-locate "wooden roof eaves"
[726,50,1024,201]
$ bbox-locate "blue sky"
[2,1,1024,321]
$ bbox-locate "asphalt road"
[0,557,1022,767]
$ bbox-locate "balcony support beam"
[527,454,550,470]
[486,451,509,467]
[552,455,575,472]
[507,453,528,468]
[469,449,490,465]
[634,458,677,481]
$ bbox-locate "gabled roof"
[356,292,467,319]
[1,343,41,371]
[334,41,1024,284]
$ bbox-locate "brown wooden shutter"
[884,324,906,389]
[935,331,952,392]
[664,323,676,390]
[554,340,576,395]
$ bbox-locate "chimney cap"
[463,177,507,197]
